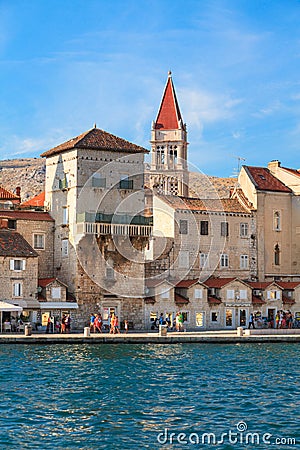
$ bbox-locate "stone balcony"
[76,221,152,237]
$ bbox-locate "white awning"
[39,302,79,310]
[5,299,40,309]
[0,301,23,312]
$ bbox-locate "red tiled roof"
[38,278,56,287]
[21,192,45,208]
[176,279,200,288]
[276,281,300,290]
[247,281,273,289]
[144,296,156,304]
[0,210,54,221]
[0,230,38,257]
[41,127,148,158]
[204,277,236,288]
[282,295,296,305]
[155,72,183,130]
[244,166,291,193]
[208,296,222,304]
[252,295,265,305]
[0,186,20,201]
[174,293,189,304]
[281,167,300,177]
[158,195,250,214]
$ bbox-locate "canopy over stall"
[0,301,23,333]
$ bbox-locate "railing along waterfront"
[77,222,152,237]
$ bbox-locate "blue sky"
[1,0,300,176]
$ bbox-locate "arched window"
[274,211,281,231]
[274,244,280,265]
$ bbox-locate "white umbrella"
[0,301,23,333]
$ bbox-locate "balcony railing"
[77,222,152,237]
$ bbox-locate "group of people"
[249,310,296,329]
[153,312,184,332]
[3,316,24,332]
[46,314,71,333]
[90,313,129,334]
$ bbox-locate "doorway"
[239,309,247,327]
[267,308,276,328]
[225,309,234,328]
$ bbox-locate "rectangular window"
[227,289,234,300]
[179,251,189,268]
[62,239,69,257]
[51,287,61,299]
[240,223,249,237]
[92,175,106,188]
[7,219,16,230]
[119,175,133,190]
[221,222,229,237]
[267,290,281,300]
[240,255,249,269]
[181,312,190,323]
[239,289,247,300]
[106,267,115,280]
[211,311,219,322]
[33,234,45,249]
[220,254,229,268]
[13,282,22,297]
[62,206,69,225]
[200,253,208,268]
[161,290,170,299]
[274,211,281,231]
[179,219,188,235]
[200,220,209,235]
[194,289,203,299]
[196,312,205,327]
[10,259,25,271]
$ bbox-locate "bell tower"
[149,71,189,197]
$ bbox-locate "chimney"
[268,160,281,173]
[16,186,21,197]
[0,218,8,229]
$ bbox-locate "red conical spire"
[155,71,183,130]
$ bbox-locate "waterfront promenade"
[0,329,300,344]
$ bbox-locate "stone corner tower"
[148,71,189,197]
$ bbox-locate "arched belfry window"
[274,211,281,231]
[274,244,280,266]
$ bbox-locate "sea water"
[0,343,299,449]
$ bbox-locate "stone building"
[41,126,151,329]
[0,221,39,315]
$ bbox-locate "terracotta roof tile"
[174,293,189,304]
[277,281,300,290]
[41,128,148,158]
[38,278,56,287]
[208,296,222,304]
[155,73,183,130]
[252,295,265,305]
[176,279,200,288]
[0,230,38,257]
[247,281,273,289]
[244,166,291,193]
[0,186,20,201]
[282,295,295,305]
[282,167,300,177]
[21,191,45,208]
[0,210,54,222]
[204,277,236,288]
[157,195,250,214]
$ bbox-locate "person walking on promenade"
[94,314,103,333]
[114,315,121,334]
[109,314,115,334]
[275,312,280,329]
[61,314,67,333]
[90,314,96,333]
[65,314,71,333]
[248,312,255,329]
[124,320,129,334]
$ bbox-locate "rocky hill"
[0,158,236,202]
[0,158,45,202]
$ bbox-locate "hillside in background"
[0,158,236,202]
[0,158,45,202]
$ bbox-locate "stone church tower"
[148,71,189,197]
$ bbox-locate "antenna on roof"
[231,156,246,177]
[94,123,97,129]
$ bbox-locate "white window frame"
[62,206,69,225]
[220,254,229,268]
[200,253,208,268]
[13,282,22,298]
[239,289,247,300]
[267,290,281,300]
[51,287,61,299]
[273,211,281,231]
[33,233,45,250]
[194,288,203,299]
[240,254,249,269]
[195,312,205,327]
[62,239,69,257]
[10,259,26,271]
[227,289,234,300]
[240,223,249,237]
[161,290,170,299]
